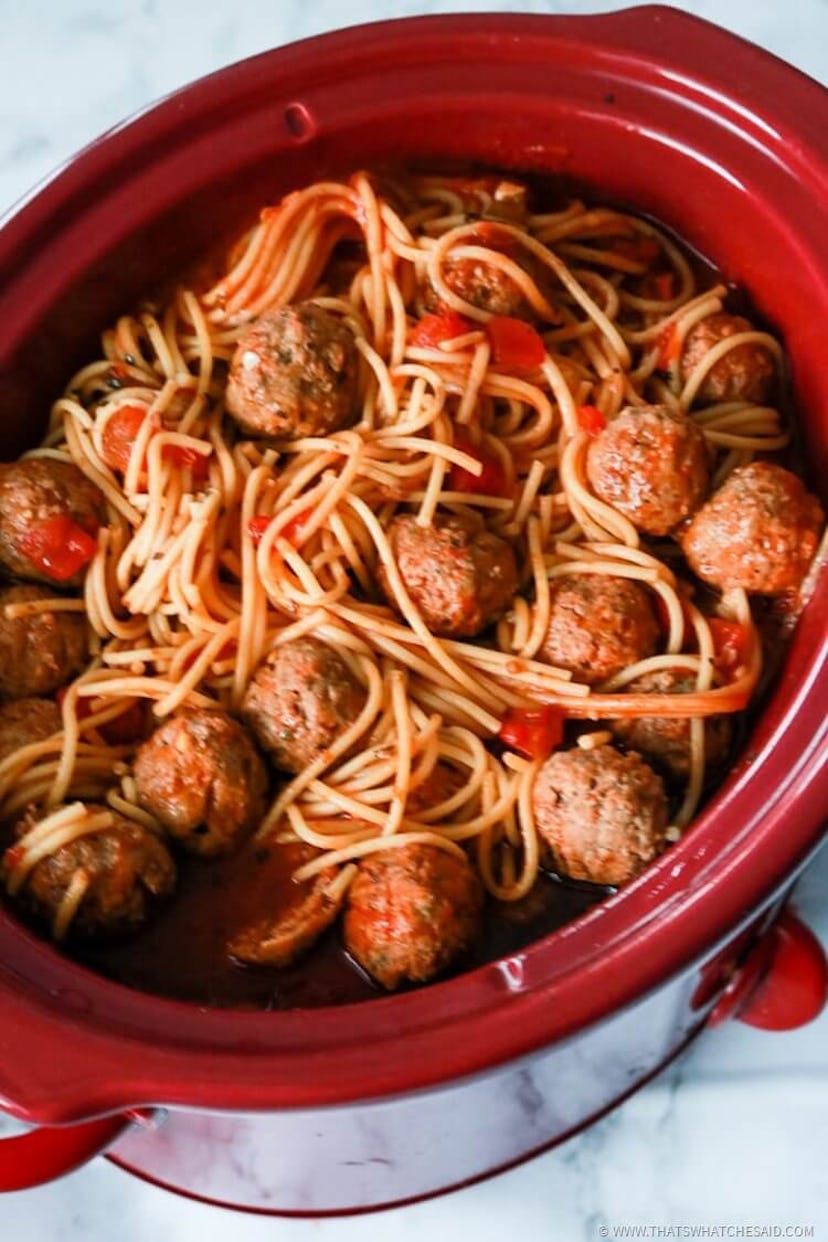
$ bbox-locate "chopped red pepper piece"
[100,404,150,474]
[709,618,749,676]
[449,435,510,497]
[656,322,682,370]
[247,515,272,545]
[410,311,475,349]
[498,705,565,761]
[97,699,148,745]
[162,443,210,480]
[485,316,546,370]
[19,515,98,582]
[576,404,606,437]
[248,509,311,547]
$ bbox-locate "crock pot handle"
[710,908,827,1030]
[0,1111,143,1192]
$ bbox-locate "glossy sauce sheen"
[76,842,604,1007]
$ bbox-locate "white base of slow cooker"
[109,972,702,1215]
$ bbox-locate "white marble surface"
[1,0,827,1236]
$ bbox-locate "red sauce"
[73,841,605,1008]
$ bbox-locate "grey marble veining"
[0,0,826,1237]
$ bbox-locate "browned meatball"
[343,843,483,989]
[0,585,87,699]
[134,710,268,856]
[242,638,366,774]
[225,303,359,439]
[541,575,660,686]
[586,405,709,535]
[680,313,775,405]
[0,458,105,587]
[424,219,548,321]
[0,698,61,764]
[532,744,669,886]
[227,841,344,967]
[2,804,175,940]
[379,511,517,638]
[681,462,825,594]
[609,668,732,780]
[427,256,533,320]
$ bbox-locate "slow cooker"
[0,7,826,1214]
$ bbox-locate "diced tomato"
[498,705,565,761]
[449,435,510,497]
[709,618,749,676]
[280,508,312,545]
[247,515,272,545]
[656,322,682,370]
[162,443,210,480]
[56,685,90,721]
[100,404,150,474]
[485,317,546,370]
[576,404,606,437]
[98,699,147,745]
[410,312,475,349]
[248,509,311,547]
[651,272,675,300]
[57,685,145,743]
[19,515,98,581]
[610,235,661,265]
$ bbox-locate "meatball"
[532,744,669,886]
[227,841,344,967]
[242,638,366,774]
[225,302,359,440]
[0,458,105,587]
[427,256,533,320]
[134,710,268,856]
[379,511,517,638]
[540,575,660,686]
[680,313,775,405]
[0,698,61,764]
[343,843,483,989]
[3,804,176,940]
[0,585,87,699]
[609,668,732,780]
[586,404,709,535]
[681,462,825,594]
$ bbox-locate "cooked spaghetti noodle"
[1,167,820,962]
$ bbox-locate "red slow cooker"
[0,7,826,1215]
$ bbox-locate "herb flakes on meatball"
[532,744,669,886]
[586,404,709,535]
[540,574,660,686]
[0,585,87,700]
[343,842,483,989]
[681,461,824,594]
[379,510,517,638]
[226,302,359,440]
[242,637,366,775]
[134,710,268,856]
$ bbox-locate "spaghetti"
[0,167,817,957]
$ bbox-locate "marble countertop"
[1,0,827,1237]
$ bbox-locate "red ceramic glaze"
[0,7,826,1205]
